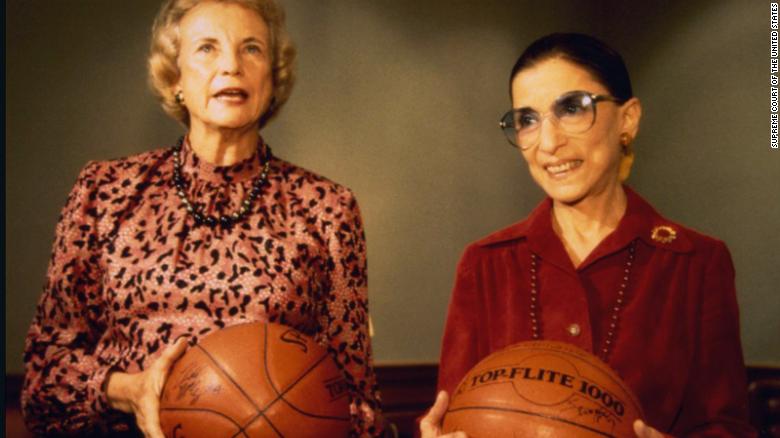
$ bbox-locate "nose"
[218,49,242,75]
[536,116,566,154]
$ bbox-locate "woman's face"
[176,1,273,133]
[510,58,638,206]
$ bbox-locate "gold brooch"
[651,225,677,244]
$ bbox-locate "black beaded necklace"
[171,136,271,229]
[528,240,637,362]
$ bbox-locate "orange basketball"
[159,322,351,438]
[442,341,644,438]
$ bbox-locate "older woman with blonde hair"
[21,1,383,436]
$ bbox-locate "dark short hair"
[509,33,633,102]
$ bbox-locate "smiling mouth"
[545,160,583,176]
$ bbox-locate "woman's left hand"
[634,419,670,438]
[420,391,468,438]
[106,337,189,438]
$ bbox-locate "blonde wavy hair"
[148,0,296,128]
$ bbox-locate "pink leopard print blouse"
[22,139,383,437]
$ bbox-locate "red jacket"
[438,187,755,437]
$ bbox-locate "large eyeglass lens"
[501,110,535,148]
[501,91,598,149]
[553,92,596,134]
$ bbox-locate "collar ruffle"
[180,137,269,185]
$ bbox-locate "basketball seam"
[226,324,285,438]
[230,413,284,438]
[446,405,617,438]
[276,388,352,421]
[238,325,348,434]
[160,407,250,437]
[249,321,285,436]
[263,322,282,399]
[268,352,329,403]
[248,352,331,423]
[195,343,263,412]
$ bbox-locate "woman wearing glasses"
[420,33,755,437]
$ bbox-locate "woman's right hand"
[420,391,468,438]
[106,337,189,438]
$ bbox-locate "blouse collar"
[477,186,693,271]
[180,136,270,185]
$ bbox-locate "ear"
[619,96,642,139]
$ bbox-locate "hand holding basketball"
[633,419,668,438]
[420,391,468,438]
[106,337,189,438]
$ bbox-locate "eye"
[516,111,539,130]
[556,96,588,116]
[245,44,263,54]
[197,43,215,53]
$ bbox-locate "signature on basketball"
[562,396,618,428]
[174,364,222,405]
[280,329,309,353]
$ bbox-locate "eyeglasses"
[499,90,624,150]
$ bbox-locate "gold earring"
[175,91,184,105]
[620,133,633,154]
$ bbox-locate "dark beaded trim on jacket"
[171,136,271,229]
[529,240,637,362]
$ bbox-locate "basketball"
[442,341,644,438]
[159,322,351,438]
